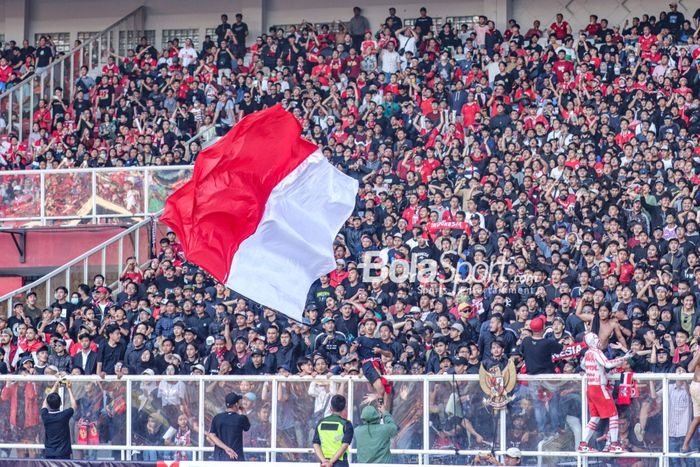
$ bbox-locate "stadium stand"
[0,2,700,463]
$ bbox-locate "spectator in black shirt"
[156,267,184,293]
[231,14,249,58]
[50,286,75,323]
[96,324,126,376]
[385,8,402,32]
[207,392,250,461]
[35,36,53,71]
[335,302,359,338]
[666,3,685,32]
[243,348,266,375]
[237,91,259,118]
[41,378,77,459]
[314,317,346,364]
[522,316,564,434]
[414,7,433,39]
[215,14,232,44]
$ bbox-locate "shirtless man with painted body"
[576,298,628,351]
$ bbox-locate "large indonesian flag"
[161,105,358,322]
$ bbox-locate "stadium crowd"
[1,2,700,463]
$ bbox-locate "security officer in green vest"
[313,394,354,467]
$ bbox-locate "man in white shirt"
[395,27,417,56]
[380,42,400,80]
[178,38,198,70]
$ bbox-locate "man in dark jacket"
[243,349,267,375]
[72,334,98,374]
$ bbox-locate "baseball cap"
[458,302,472,312]
[339,353,359,365]
[321,316,335,324]
[450,322,464,334]
[505,447,522,458]
[225,392,242,407]
[529,316,545,332]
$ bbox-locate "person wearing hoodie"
[354,404,398,463]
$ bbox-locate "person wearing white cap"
[504,447,522,465]
[473,447,521,465]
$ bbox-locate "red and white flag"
[161,105,358,322]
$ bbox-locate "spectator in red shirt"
[553,50,574,83]
[549,13,572,40]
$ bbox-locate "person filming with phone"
[41,376,78,459]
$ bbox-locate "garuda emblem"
[479,360,517,410]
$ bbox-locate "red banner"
[426,221,468,232]
[551,341,587,361]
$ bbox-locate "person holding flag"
[578,332,635,453]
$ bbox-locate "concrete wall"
[511,0,684,34]
[1,0,692,50]
[263,0,486,30]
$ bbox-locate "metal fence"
[0,373,694,466]
[0,7,146,142]
[0,214,168,316]
[0,166,192,227]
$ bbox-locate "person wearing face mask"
[69,293,82,307]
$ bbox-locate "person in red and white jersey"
[578,332,635,453]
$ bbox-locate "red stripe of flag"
[161,104,317,283]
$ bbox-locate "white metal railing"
[0,166,192,227]
[0,6,146,142]
[0,373,694,465]
[0,126,219,228]
[0,214,165,315]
